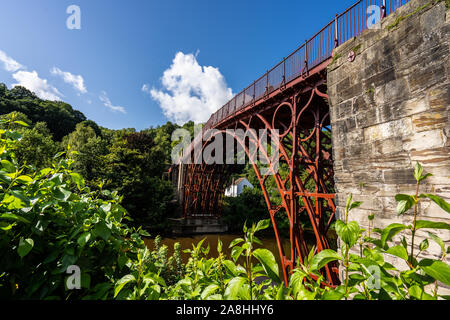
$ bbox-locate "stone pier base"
[327,0,450,293]
[170,218,228,235]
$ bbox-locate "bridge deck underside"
[182,65,339,286]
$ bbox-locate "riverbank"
[144,233,292,270]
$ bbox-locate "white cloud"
[141,83,150,93]
[148,51,233,124]
[0,50,24,72]
[99,91,126,114]
[51,67,87,94]
[12,70,63,101]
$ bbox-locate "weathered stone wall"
[327,0,449,290]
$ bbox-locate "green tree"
[0,83,86,140]
[62,122,108,182]
[15,122,60,169]
[104,131,175,230]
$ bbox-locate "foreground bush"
[1,120,449,300]
[118,163,450,300]
[289,162,450,300]
[0,119,148,299]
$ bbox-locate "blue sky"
[0,0,357,130]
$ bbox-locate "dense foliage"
[1,122,449,300]
[0,120,149,299]
[1,85,449,300]
[288,163,450,300]
[0,84,196,231]
[117,163,449,300]
[0,84,86,141]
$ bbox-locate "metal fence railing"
[204,0,411,130]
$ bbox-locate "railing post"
[283,57,286,85]
[304,40,309,77]
[334,14,339,48]
[304,40,308,65]
[253,81,255,102]
[381,0,387,18]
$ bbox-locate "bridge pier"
[170,217,228,235]
[328,0,449,291]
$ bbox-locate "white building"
[224,177,253,197]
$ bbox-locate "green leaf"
[427,232,445,254]
[419,239,429,252]
[217,238,222,253]
[114,274,136,298]
[229,238,244,248]
[54,187,72,202]
[289,270,306,298]
[414,162,423,182]
[419,173,433,182]
[53,151,65,159]
[13,120,29,127]
[253,248,280,283]
[255,219,270,232]
[335,220,360,247]
[201,284,220,300]
[37,168,52,177]
[415,220,450,230]
[0,222,15,231]
[1,160,16,173]
[0,213,31,224]
[419,259,450,286]
[10,190,30,207]
[361,248,385,266]
[222,260,239,277]
[0,171,12,183]
[386,245,409,261]
[94,222,111,241]
[345,194,353,214]
[275,284,286,300]
[401,236,408,249]
[77,232,91,247]
[224,277,247,300]
[310,249,343,271]
[395,194,415,215]
[253,236,263,245]
[409,285,434,300]
[349,201,363,211]
[118,254,127,269]
[322,289,345,300]
[16,175,33,184]
[421,194,450,214]
[231,246,244,262]
[70,172,85,189]
[18,237,34,258]
[381,223,409,247]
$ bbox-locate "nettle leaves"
[225,218,281,299]
[335,194,363,248]
[335,220,360,248]
[396,163,450,216]
[395,194,416,215]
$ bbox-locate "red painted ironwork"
[179,0,411,286]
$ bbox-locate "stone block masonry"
[327,0,449,292]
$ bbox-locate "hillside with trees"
[0,83,195,232]
[0,83,278,233]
